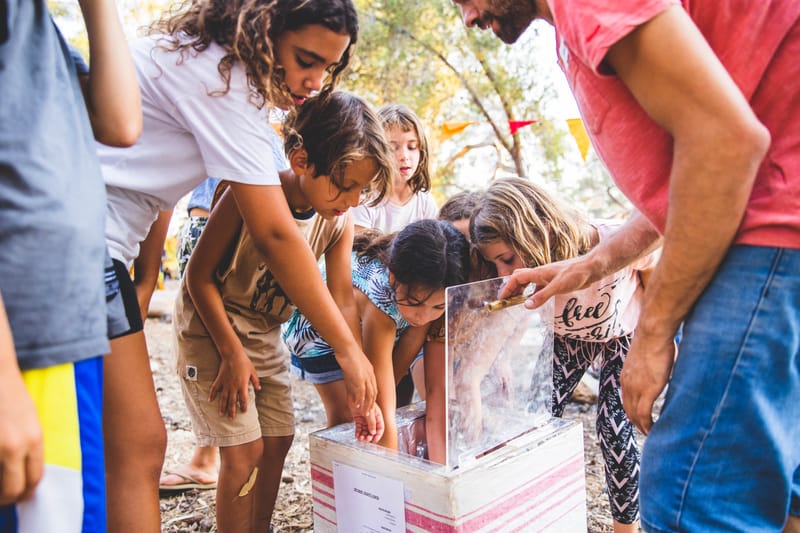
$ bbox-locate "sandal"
[159,468,217,492]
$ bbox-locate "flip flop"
[159,469,217,492]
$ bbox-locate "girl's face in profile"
[274,24,350,107]
[386,126,421,184]
[477,240,525,277]
[393,282,446,328]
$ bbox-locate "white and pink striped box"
[309,408,586,532]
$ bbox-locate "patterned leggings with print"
[552,334,639,525]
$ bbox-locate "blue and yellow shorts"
[0,356,105,533]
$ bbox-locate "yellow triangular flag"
[440,121,476,141]
[566,118,590,161]
[270,122,283,137]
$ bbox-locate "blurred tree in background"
[51,0,628,218]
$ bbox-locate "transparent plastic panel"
[445,277,554,469]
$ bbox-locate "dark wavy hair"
[354,219,470,294]
[149,0,358,109]
[282,90,393,206]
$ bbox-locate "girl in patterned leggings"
[470,177,656,533]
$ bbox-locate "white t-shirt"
[350,191,438,233]
[98,35,280,266]
[553,221,658,341]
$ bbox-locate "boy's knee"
[236,466,259,497]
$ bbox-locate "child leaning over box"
[173,91,392,533]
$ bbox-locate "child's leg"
[252,435,294,530]
[217,439,264,533]
[104,331,166,533]
[315,380,352,427]
[595,335,641,532]
[251,372,296,529]
[159,445,219,489]
[180,373,263,533]
[550,335,592,417]
[290,351,350,427]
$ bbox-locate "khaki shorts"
[180,370,295,448]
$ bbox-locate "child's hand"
[0,373,43,505]
[209,351,261,419]
[354,405,385,443]
[337,351,378,434]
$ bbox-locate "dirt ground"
[148,282,651,532]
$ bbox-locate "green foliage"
[49,0,626,215]
[345,0,571,195]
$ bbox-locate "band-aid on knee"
[237,466,259,497]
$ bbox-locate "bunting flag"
[438,120,541,140]
[270,123,283,136]
[509,120,537,136]
[566,117,590,160]
[440,121,477,141]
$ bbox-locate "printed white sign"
[333,461,406,533]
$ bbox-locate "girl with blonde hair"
[471,176,656,533]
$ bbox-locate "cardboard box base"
[309,412,587,532]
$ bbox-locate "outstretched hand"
[620,330,676,435]
[337,351,379,438]
[353,405,385,443]
[499,255,603,309]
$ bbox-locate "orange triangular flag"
[440,121,476,141]
[270,122,283,137]
[509,120,537,135]
[566,118,590,160]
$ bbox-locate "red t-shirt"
[550,0,800,249]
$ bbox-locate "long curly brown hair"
[149,0,358,109]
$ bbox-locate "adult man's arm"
[500,210,662,306]
[606,6,770,433]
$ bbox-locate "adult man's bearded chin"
[492,16,530,44]
[485,3,537,44]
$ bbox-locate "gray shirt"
[0,0,109,369]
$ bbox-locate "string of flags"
[437,117,591,160]
[271,117,592,161]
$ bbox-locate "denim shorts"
[640,245,800,532]
[290,353,343,385]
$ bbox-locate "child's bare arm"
[185,190,259,418]
[392,325,427,386]
[325,221,385,441]
[77,0,141,146]
[324,219,361,347]
[423,339,447,465]
[0,293,43,505]
[228,182,379,434]
[360,303,399,450]
[133,209,172,321]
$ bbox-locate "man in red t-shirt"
[453,1,800,532]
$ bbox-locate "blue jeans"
[641,245,800,532]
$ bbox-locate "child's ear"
[289,147,311,176]
[388,271,396,287]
